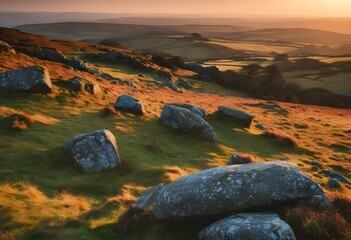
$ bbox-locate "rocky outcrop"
[160,104,218,142]
[199,213,296,240]
[68,77,101,95]
[0,66,53,93]
[115,94,144,115]
[152,161,327,220]
[217,106,254,128]
[63,129,121,172]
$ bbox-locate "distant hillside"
[222,28,351,45]
[287,43,351,56]
[15,22,249,41]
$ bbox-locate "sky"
[0,0,351,17]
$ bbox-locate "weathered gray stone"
[218,106,254,128]
[63,129,121,172]
[199,213,296,240]
[152,161,326,220]
[160,104,218,142]
[136,184,164,211]
[171,103,206,118]
[0,66,52,93]
[68,77,101,95]
[115,94,144,115]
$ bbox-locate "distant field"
[290,56,351,63]
[285,71,351,94]
[119,37,242,60]
[202,59,274,71]
[208,39,302,54]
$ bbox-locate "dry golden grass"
[163,166,198,184]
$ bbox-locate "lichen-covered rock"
[136,184,164,211]
[171,103,206,118]
[0,66,52,93]
[63,129,121,172]
[218,106,254,128]
[153,161,326,220]
[199,213,296,240]
[160,104,218,142]
[115,94,144,115]
[68,77,101,95]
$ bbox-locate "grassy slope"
[0,31,350,239]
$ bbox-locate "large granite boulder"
[68,77,101,95]
[160,104,218,142]
[199,213,296,240]
[115,94,144,115]
[152,161,327,220]
[0,66,53,93]
[63,129,121,172]
[217,106,254,128]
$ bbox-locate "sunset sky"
[0,0,351,17]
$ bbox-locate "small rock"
[199,213,296,240]
[115,94,144,115]
[68,77,100,95]
[126,79,137,88]
[320,170,350,184]
[0,40,16,54]
[217,106,254,128]
[228,153,255,165]
[63,129,121,172]
[311,161,322,168]
[328,178,342,189]
[255,123,266,130]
